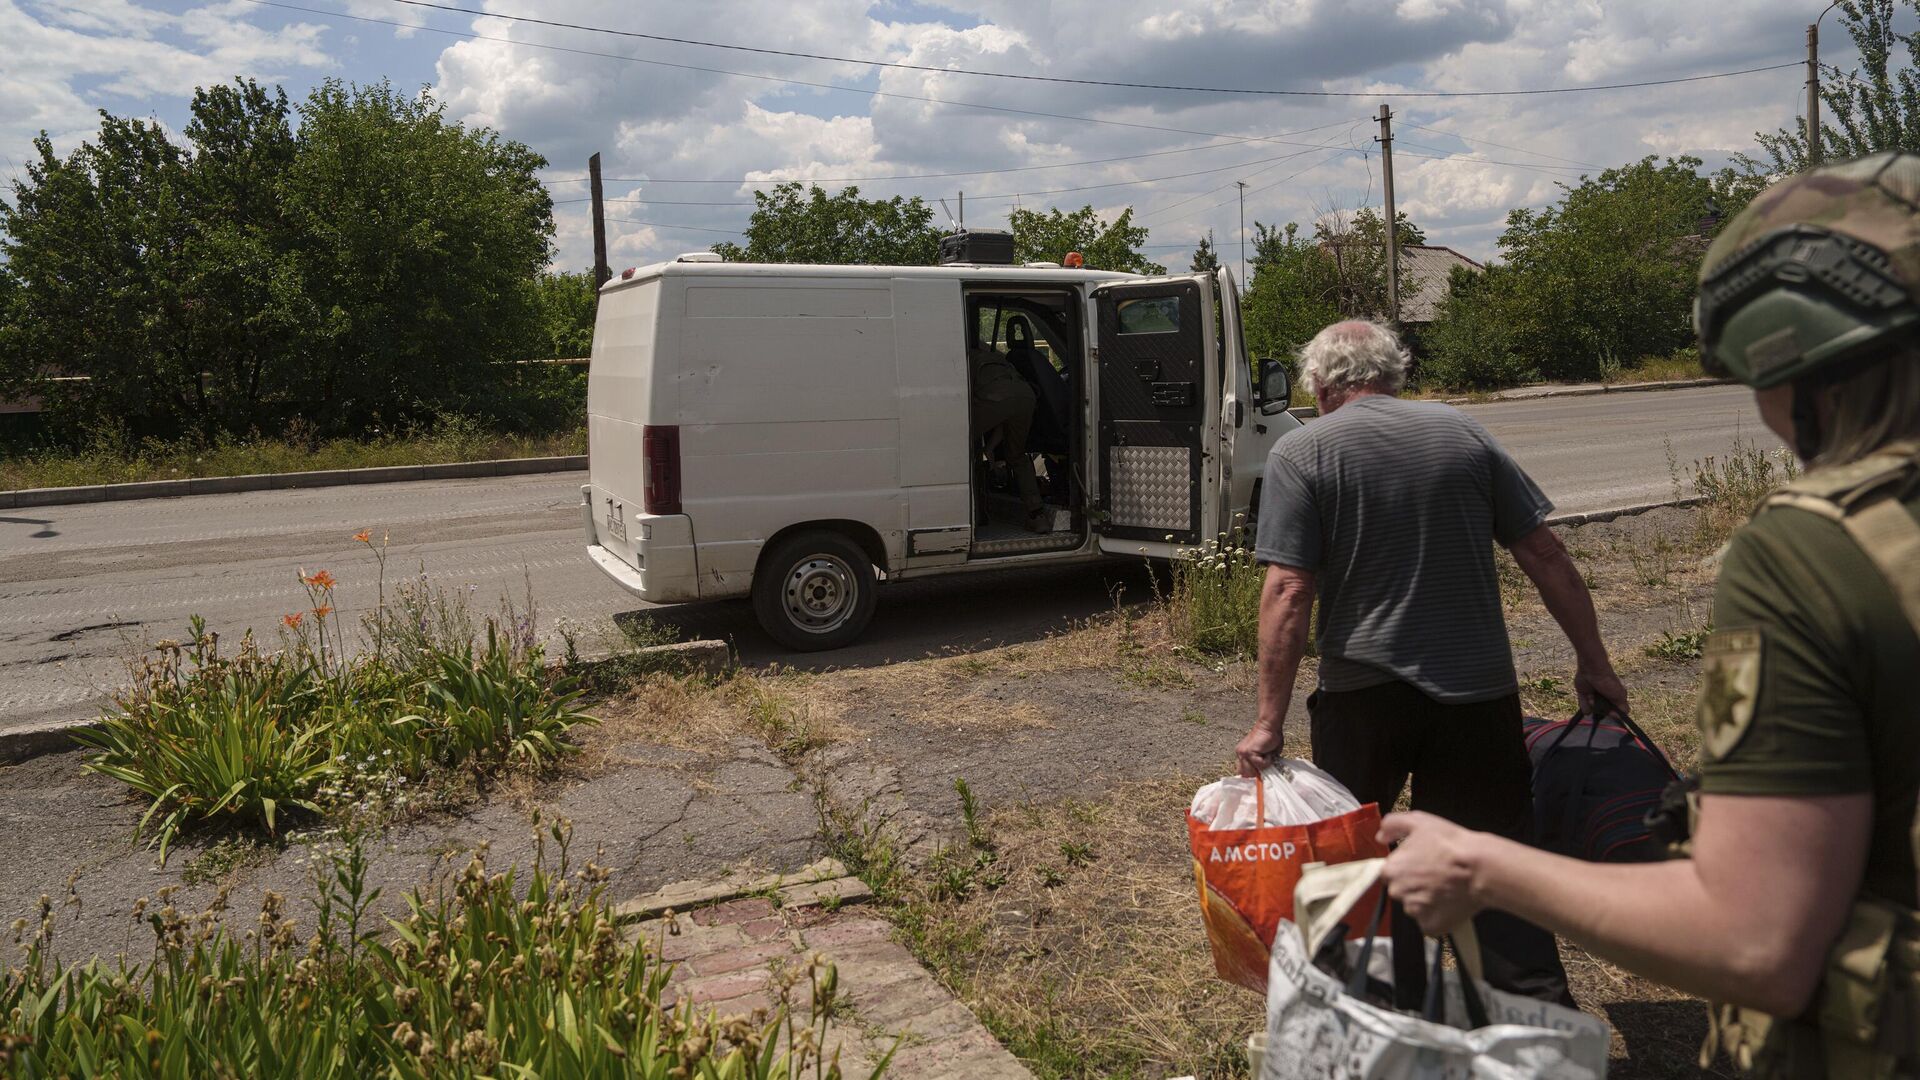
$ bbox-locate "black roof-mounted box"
[937,229,1016,266]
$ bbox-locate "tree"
[1,77,556,442]
[1423,156,1719,388]
[1008,205,1166,274]
[530,271,597,360]
[1241,222,1340,366]
[712,183,941,265]
[280,79,553,433]
[1748,0,1920,174]
[1189,230,1220,272]
[3,113,196,438]
[1313,207,1426,321]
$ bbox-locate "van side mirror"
[1257,358,1292,415]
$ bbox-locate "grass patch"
[74,546,594,862]
[2,821,877,1078]
[1611,349,1707,385]
[0,417,585,491]
[1671,434,1799,550]
[824,778,1263,1078]
[1645,625,1711,662]
[557,613,689,695]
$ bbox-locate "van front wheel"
[753,531,878,651]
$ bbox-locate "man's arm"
[1508,523,1628,715]
[1380,791,1870,1016]
[1236,563,1316,776]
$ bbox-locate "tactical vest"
[1705,439,1920,1079]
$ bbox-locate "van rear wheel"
[753,531,878,651]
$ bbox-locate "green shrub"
[417,625,592,768]
[0,824,882,1078]
[1646,626,1711,662]
[77,557,596,860]
[1164,535,1265,659]
[74,621,334,862]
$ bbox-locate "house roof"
[1400,244,1484,323]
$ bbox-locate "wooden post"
[590,152,610,288]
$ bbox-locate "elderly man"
[1235,319,1627,1005]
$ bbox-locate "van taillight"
[642,425,682,515]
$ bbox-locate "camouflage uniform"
[1692,153,1920,1078]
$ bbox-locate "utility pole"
[958,190,964,227]
[1236,180,1249,290]
[589,152,610,289]
[1809,2,1841,167]
[1807,20,1823,166]
[1376,104,1399,325]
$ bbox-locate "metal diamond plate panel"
[1109,445,1193,532]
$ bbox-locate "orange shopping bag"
[1187,770,1388,993]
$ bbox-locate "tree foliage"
[1238,209,1423,364]
[1,78,558,442]
[1009,205,1166,273]
[1422,156,1724,388]
[1188,230,1220,272]
[1241,222,1340,365]
[712,182,941,265]
[1749,0,1920,174]
[530,271,597,360]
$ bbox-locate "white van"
[581,239,1299,650]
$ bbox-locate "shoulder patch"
[1698,628,1764,761]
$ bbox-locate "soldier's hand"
[1576,666,1630,719]
[1378,812,1487,935]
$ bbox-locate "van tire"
[753,531,879,651]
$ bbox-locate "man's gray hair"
[1298,320,1412,397]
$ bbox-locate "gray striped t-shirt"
[1253,394,1552,703]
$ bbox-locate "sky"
[0,0,1852,276]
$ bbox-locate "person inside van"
[970,340,1049,533]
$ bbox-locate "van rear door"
[1089,274,1221,557]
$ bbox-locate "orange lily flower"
[353,529,372,543]
[283,612,304,628]
[303,569,337,590]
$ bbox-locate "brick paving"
[621,861,1031,1078]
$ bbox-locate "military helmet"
[1695,152,1920,389]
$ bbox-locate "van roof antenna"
[937,198,958,228]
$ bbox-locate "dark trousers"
[1309,680,1576,1008]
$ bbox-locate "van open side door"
[1088,273,1222,559]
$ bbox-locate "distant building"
[1398,244,1484,325]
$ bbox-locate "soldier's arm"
[1380,791,1870,1016]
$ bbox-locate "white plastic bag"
[1191,759,1361,830]
[1265,859,1612,1079]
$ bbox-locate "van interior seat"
[1003,315,1071,454]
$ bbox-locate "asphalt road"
[0,384,1775,733]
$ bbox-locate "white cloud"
[4,0,1830,270]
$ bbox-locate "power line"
[1406,123,1602,169]
[556,120,1360,186]
[605,217,742,235]
[375,0,1801,100]
[553,197,753,206]
[238,1,1384,159]
[1390,139,1590,175]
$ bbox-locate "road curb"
[1545,495,1706,528]
[0,717,106,765]
[1443,377,1733,406]
[0,455,587,510]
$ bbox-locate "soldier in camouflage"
[1370,151,1920,1078]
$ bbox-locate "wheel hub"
[784,555,856,633]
